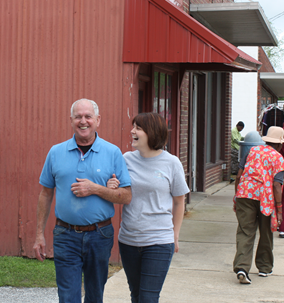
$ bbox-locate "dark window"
[206,72,225,164]
[153,71,173,153]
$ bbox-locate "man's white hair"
[70,98,99,117]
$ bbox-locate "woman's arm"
[172,195,185,253]
[273,181,283,226]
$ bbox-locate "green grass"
[0,256,122,288]
[0,256,57,288]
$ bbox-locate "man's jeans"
[119,242,174,303]
[53,223,114,303]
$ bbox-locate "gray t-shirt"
[118,150,190,247]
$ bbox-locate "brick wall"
[183,0,189,13]
[257,47,278,122]
[180,72,190,176]
[259,47,275,72]
[205,166,223,188]
[224,72,232,181]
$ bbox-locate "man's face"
[237,125,244,132]
[70,100,101,145]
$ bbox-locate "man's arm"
[33,186,54,262]
[71,178,132,205]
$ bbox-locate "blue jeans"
[53,223,114,303]
[119,242,174,303]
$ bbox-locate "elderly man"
[33,98,131,303]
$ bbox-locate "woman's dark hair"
[237,121,245,127]
[132,113,168,150]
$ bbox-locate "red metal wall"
[0,0,134,263]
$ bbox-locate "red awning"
[123,0,262,72]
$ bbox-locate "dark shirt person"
[33,98,131,303]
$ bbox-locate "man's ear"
[96,115,101,127]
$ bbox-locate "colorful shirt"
[231,127,242,150]
[236,145,284,231]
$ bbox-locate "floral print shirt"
[236,145,284,232]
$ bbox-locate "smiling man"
[33,98,131,303]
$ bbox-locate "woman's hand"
[174,238,179,253]
[107,174,120,189]
[277,212,283,227]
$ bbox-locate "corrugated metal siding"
[123,0,234,63]
[123,0,262,70]
[0,0,22,256]
[0,0,131,262]
[73,0,126,147]
[18,0,74,258]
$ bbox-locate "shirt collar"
[67,133,101,152]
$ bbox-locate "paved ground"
[0,287,58,303]
[103,182,284,303]
[2,182,284,302]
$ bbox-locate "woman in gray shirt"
[108,113,189,303]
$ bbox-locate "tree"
[263,26,284,72]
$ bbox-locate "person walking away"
[233,126,284,284]
[231,121,245,175]
[278,144,284,238]
[108,113,189,303]
[33,98,132,303]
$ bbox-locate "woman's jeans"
[53,224,114,303]
[119,242,174,303]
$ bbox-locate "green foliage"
[0,256,57,288]
[263,26,284,72]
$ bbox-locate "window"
[261,87,273,110]
[206,72,225,164]
[153,71,174,153]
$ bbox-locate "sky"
[235,0,284,72]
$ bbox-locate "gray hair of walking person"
[70,98,99,117]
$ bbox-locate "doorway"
[191,75,198,192]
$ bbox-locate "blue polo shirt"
[40,134,131,225]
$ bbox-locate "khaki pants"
[233,198,273,274]
[231,148,239,175]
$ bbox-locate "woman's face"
[131,123,149,150]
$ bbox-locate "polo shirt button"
[82,159,84,161]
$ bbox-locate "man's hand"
[33,186,54,262]
[71,178,95,197]
[33,234,46,262]
[72,177,131,204]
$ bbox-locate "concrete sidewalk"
[2,182,284,302]
[103,182,284,303]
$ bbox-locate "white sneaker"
[237,270,251,284]
[258,271,272,277]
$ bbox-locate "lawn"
[0,256,121,288]
[0,256,56,288]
